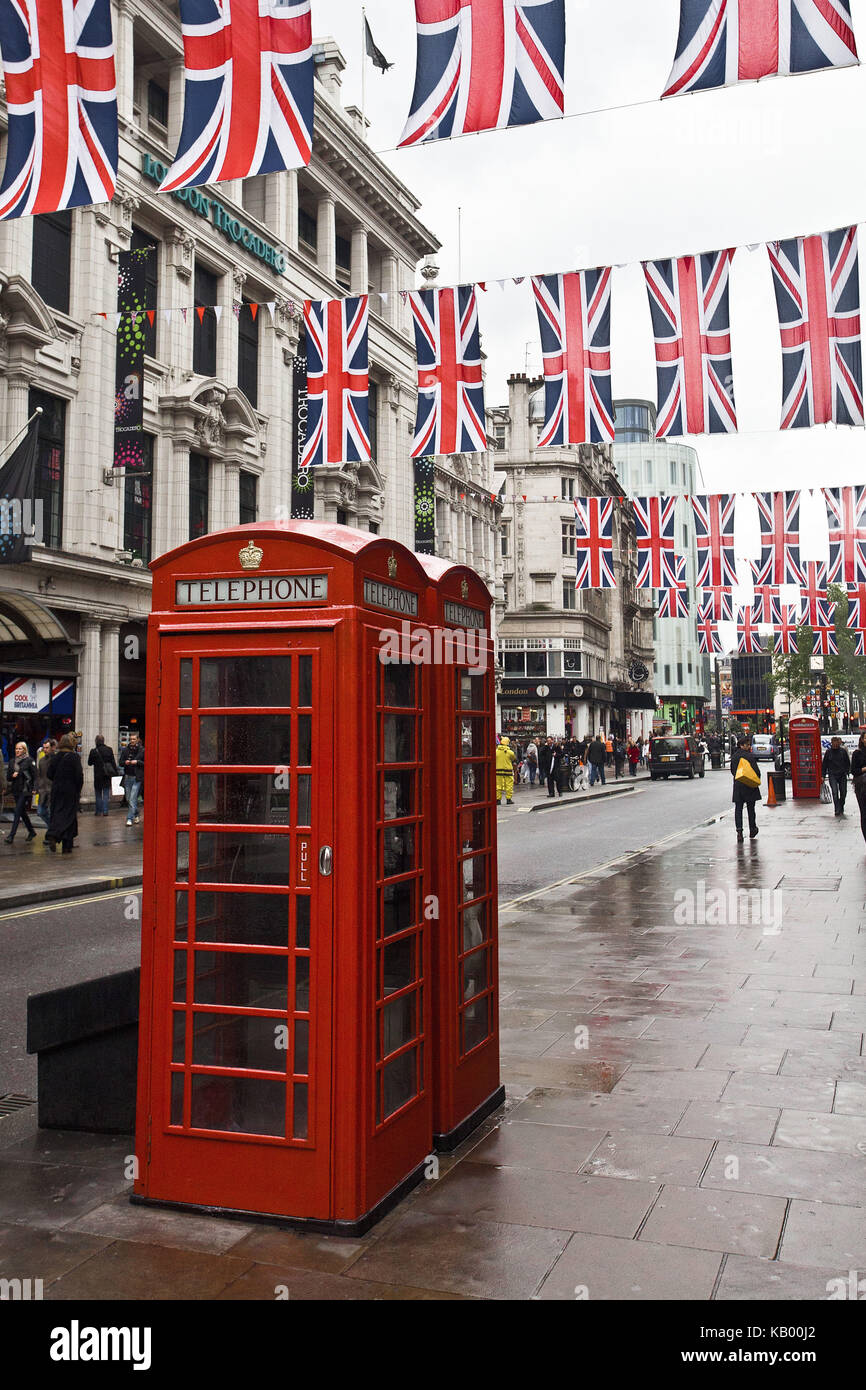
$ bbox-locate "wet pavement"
[1,794,865,1300]
[0,804,142,908]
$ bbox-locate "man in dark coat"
[587,735,607,787]
[822,737,851,817]
[45,733,83,854]
[119,733,145,825]
[731,737,762,842]
[537,737,552,787]
[87,734,118,816]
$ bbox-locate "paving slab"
[638,1185,787,1259]
[535,1232,723,1301]
[700,1142,866,1206]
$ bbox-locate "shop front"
[1,673,77,753]
[498,678,599,742]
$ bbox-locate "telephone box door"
[138,632,334,1219]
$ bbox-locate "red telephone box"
[789,714,822,799]
[133,522,497,1233]
[418,558,504,1149]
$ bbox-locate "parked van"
[650,735,705,780]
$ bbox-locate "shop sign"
[142,155,287,274]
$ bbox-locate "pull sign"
[298,837,310,888]
[319,846,333,877]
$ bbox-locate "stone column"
[4,373,31,438]
[77,620,103,788]
[168,60,184,153]
[152,438,190,557]
[223,461,241,529]
[317,195,336,282]
[382,253,398,327]
[100,622,121,750]
[350,227,368,296]
[115,0,135,125]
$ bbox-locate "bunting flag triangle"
[232,302,241,319]
[114,312,122,328]
[380,292,390,305]
[213,305,222,323]
[196,306,206,323]
[146,310,155,326]
[265,301,276,322]
[180,307,188,323]
[163,309,173,326]
[249,302,258,321]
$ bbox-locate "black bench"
[27,968,140,1133]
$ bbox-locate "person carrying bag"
[731,737,762,842]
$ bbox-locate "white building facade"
[612,399,711,733]
[0,12,497,765]
[490,376,656,742]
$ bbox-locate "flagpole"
[0,407,41,469]
[361,7,367,141]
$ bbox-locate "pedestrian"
[495,735,517,806]
[44,733,83,854]
[731,736,761,842]
[604,734,614,768]
[87,734,118,816]
[537,736,552,789]
[627,740,640,777]
[35,738,56,823]
[547,741,565,798]
[4,741,36,844]
[852,732,866,846]
[525,738,539,786]
[587,734,607,787]
[614,738,626,779]
[119,732,145,825]
[822,736,851,818]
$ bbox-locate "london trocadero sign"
[141,155,287,275]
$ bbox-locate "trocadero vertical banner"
[113,247,152,470]
[291,324,314,520]
[413,455,436,554]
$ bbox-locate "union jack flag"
[410,286,487,457]
[768,227,863,429]
[737,604,765,654]
[846,581,866,631]
[812,602,839,655]
[159,0,313,194]
[656,557,689,618]
[573,497,616,590]
[768,598,802,655]
[798,559,828,627]
[753,490,806,587]
[663,1,858,98]
[697,598,725,654]
[699,585,734,622]
[400,0,565,147]
[824,485,866,585]
[644,251,737,438]
[751,584,780,625]
[531,270,614,446]
[633,496,679,589]
[691,493,738,588]
[0,0,118,219]
[300,296,370,469]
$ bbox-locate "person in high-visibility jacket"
[495,736,517,805]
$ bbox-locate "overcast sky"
[313,0,866,504]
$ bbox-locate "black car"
[650,735,705,780]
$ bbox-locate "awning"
[615,691,658,710]
[0,590,78,651]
